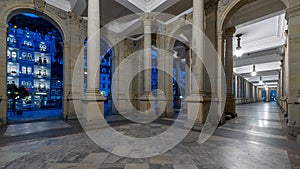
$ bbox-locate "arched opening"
[220,0,287,117]
[6,12,64,122]
[270,90,277,102]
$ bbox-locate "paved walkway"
[0,102,299,169]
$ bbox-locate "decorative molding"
[34,0,46,12]
[68,11,83,25]
[217,0,230,16]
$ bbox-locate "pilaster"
[0,22,7,125]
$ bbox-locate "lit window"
[11,66,16,74]
[22,67,26,74]
[27,67,32,74]
[21,81,26,87]
[12,52,17,60]
[22,52,26,59]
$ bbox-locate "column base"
[115,94,132,114]
[64,93,82,120]
[139,92,154,113]
[81,89,106,131]
[225,94,237,119]
[186,91,206,129]
[287,95,300,136]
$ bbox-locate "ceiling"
[232,12,287,89]
[45,0,287,89]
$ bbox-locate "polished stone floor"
[0,102,299,169]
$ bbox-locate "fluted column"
[186,0,206,130]
[82,0,106,130]
[0,22,7,125]
[224,27,237,117]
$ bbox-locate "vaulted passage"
[0,0,300,168]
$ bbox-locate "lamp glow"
[251,65,257,77]
[236,48,243,57]
[235,34,243,57]
[259,76,263,84]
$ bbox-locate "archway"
[6,12,64,122]
[218,0,287,118]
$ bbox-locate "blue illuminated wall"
[7,13,63,117]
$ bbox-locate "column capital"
[142,13,155,26]
[224,27,236,39]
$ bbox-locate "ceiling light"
[259,76,263,84]
[235,34,243,57]
[251,65,257,76]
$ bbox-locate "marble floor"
[0,102,299,169]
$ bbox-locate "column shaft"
[143,15,152,94]
[87,0,100,90]
[224,27,237,116]
[191,0,205,94]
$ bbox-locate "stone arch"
[1,2,71,123]
[217,0,288,33]
[166,22,192,51]
[2,3,69,42]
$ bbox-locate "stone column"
[0,22,7,125]
[164,50,174,116]
[224,27,237,117]
[183,47,191,111]
[143,14,152,94]
[82,0,106,130]
[139,13,154,112]
[217,32,226,124]
[157,32,173,117]
[287,5,300,135]
[186,0,206,130]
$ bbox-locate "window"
[51,90,56,95]
[12,52,17,60]
[21,81,26,87]
[22,66,26,74]
[27,67,32,74]
[43,70,47,76]
[28,53,32,60]
[38,57,42,64]
[27,81,32,87]
[11,66,16,74]
[22,52,26,60]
